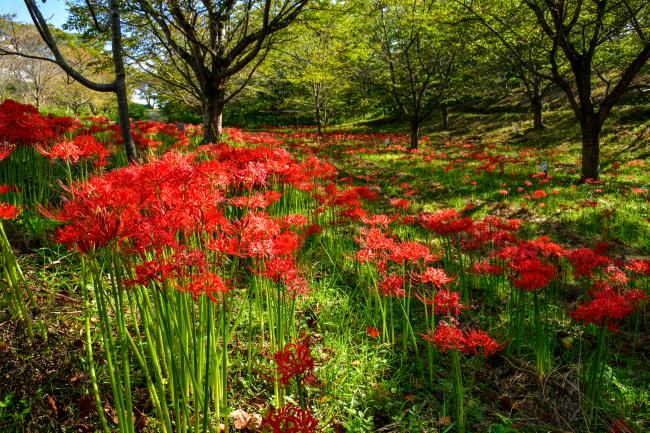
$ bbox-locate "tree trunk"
[580,119,601,181]
[203,86,226,144]
[441,105,449,130]
[409,119,420,150]
[313,83,322,135]
[531,79,544,129]
[110,1,138,163]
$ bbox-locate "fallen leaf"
[499,395,513,410]
[135,413,148,431]
[47,395,58,417]
[438,415,452,426]
[104,402,118,424]
[231,408,261,430]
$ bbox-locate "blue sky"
[2,0,69,28]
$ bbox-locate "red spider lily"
[419,209,473,236]
[389,241,433,264]
[421,322,466,352]
[0,184,15,195]
[465,217,521,249]
[566,248,611,279]
[433,289,466,316]
[531,190,548,199]
[498,242,542,263]
[354,227,395,252]
[274,336,316,386]
[367,326,380,338]
[571,288,647,329]
[605,265,630,285]
[389,198,411,211]
[127,257,181,286]
[286,275,310,297]
[283,214,309,228]
[464,329,501,357]
[419,267,455,288]
[54,207,138,253]
[181,272,230,303]
[259,257,298,282]
[36,134,109,166]
[261,403,319,433]
[380,274,406,298]
[472,260,505,276]
[0,203,20,219]
[527,236,565,257]
[305,224,322,236]
[0,143,16,161]
[509,258,557,291]
[626,259,650,277]
[360,214,396,227]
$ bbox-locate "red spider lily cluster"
[49,146,334,254]
[421,322,501,357]
[3,105,647,432]
[35,134,110,167]
[571,288,647,329]
[42,143,366,349]
[0,99,80,147]
[419,209,473,236]
[354,226,439,273]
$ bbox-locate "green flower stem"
[450,349,465,433]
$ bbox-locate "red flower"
[421,322,465,352]
[567,248,610,279]
[464,329,501,357]
[259,257,298,282]
[367,326,380,338]
[274,336,315,385]
[531,189,548,199]
[419,267,454,288]
[389,241,433,263]
[419,209,473,236]
[360,213,395,227]
[0,203,20,219]
[389,198,411,211]
[0,184,16,195]
[433,289,466,316]
[510,258,557,291]
[627,258,650,277]
[261,403,319,433]
[182,272,230,303]
[0,143,16,161]
[422,323,501,357]
[571,289,647,329]
[380,274,406,298]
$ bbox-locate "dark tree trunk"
[441,104,449,130]
[409,119,420,150]
[110,0,138,163]
[313,83,323,135]
[531,79,544,129]
[203,86,226,144]
[580,118,602,181]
